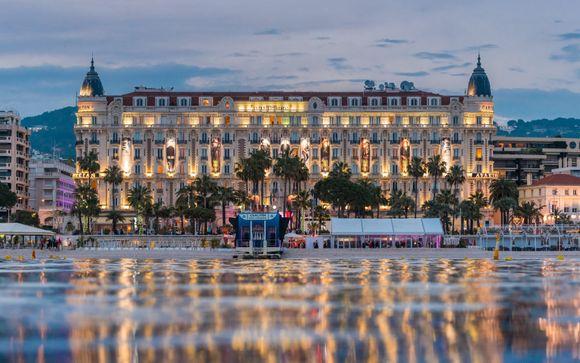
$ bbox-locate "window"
[134,97,145,107]
[201,148,208,159]
[476,116,482,125]
[453,149,460,160]
[224,148,230,160]
[391,164,399,175]
[476,164,482,173]
[179,97,190,107]
[157,149,163,160]
[332,132,339,142]
[91,116,97,125]
[388,97,400,106]
[312,164,319,174]
[475,148,483,161]
[349,116,361,126]
[395,116,402,125]
[349,97,361,107]
[392,132,398,142]
[552,189,558,196]
[134,148,141,159]
[224,164,230,175]
[330,116,340,125]
[370,116,380,125]
[157,98,167,107]
[369,97,381,106]
[408,97,420,106]
[429,116,440,125]
[311,116,320,126]
[332,148,339,159]
[312,148,319,159]
[113,116,119,125]
[135,164,141,175]
[329,97,340,107]
[452,116,459,125]
[429,97,440,106]
[201,164,208,174]
[372,163,379,175]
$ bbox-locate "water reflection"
[0,258,578,362]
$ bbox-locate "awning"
[0,223,56,236]
[330,218,443,236]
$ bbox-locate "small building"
[232,212,289,255]
[330,218,444,248]
[29,154,76,230]
[519,174,580,224]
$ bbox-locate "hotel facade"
[75,57,496,227]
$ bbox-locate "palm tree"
[273,150,294,215]
[106,210,125,234]
[490,179,519,225]
[234,158,251,197]
[127,185,152,234]
[446,165,465,196]
[312,205,330,234]
[435,190,458,233]
[408,157,425,217]
[330,161,352,179]
[79,150,100,185]
[103,165,123,232]
[468,191,488,231]
[214,186,237,227]
[73,183,101,235]
[293,190,311,232]
[194,176,218,233]
[247,149,272,209]
[516,201,544,225]
[176,183,196,209]
[174,198,189,234]
[552,207,571,225]
[425,154,446,199]
[445,164,465,232]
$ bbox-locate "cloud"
[431,62,471,72]
[265,75,298,80]
[228,50,261,58]
[509,67,525,73]
[327,57,351,70]
[461,44,499,52]
[274,52,305,57]
[254,28,281,35]
[551,44,580,62]
[557,32,580,40]
[314,36,331,40]
[394,71,429,77]
[414,52,456,61]
[374,38,409,47]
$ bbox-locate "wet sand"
[1,248,578,261]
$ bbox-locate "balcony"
[222,139,233,144]
[89,140,100,145]
[201,156,208,161]
[371,139,380,144]
[410,139,421,144]
[75,140,84,145]
[250,139,260,144]
[177,139,188,144]
[430,139,441,144]
[389,139,400,144]
[331,139,341,144]
[474,140,485,145]
[133,139,143,144]
[154,139,165,145]
[452,139,462,144]
[199,139,210,145]
[109,139,120,145]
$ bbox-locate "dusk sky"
[1,0,579,120]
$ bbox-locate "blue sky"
[0,0,579,120]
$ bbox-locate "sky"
[0,0,579,120]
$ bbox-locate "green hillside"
[21,106,77,159]
[498,118,580,138]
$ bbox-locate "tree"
[423,190,457,233]
[467,191,488,231]
[490,179,518,225]
[387,190,415,218]
[103,165,123,233]
[445,164,465,232]
[312,205,330,234]
[293,190,311,232]
[0,183,17,222]
[408,157,425,218]
[247,149,272,209]
[314,175,354,217]
[78,150,100,185]
[13,210,40,227]
[273,150,293,215]
[515,201,543,225]
[552,207,572,225]
[127,185,152,234]
[425,154,446,199]
[330,161,352,179]
[194,176,218,233]
[72,183,101,235]
[234,158,252,197]
[214,186,237,228]
[106,210,125,234]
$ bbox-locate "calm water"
[0,258,578,363]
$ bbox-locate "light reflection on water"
[0,258,578,363]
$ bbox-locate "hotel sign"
[239,213,278,221]
[470,172,496,178]
[237,102,306,113]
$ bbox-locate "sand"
[1,248,578,261]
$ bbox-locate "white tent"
[330,218,443,236]
[0,223,55,236]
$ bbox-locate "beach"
[1,248,578,260]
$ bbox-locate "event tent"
[0,223,55,237]
[330,218,444,236]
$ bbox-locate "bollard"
[504,256,513,261]
[493,233,500,261]
[31,250,36,260]
[556,255,564,261]
[5,255,11,261]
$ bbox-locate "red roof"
[531,174,580,187]
[106,90,463,107]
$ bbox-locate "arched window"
[180,98,188,107]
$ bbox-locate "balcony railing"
[474,140,485,145]
[89,140,100,145]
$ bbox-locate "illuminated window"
[476,148,483,161]
[225,116,230,126]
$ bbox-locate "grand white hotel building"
[75,57,496,227]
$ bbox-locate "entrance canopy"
[0,223,55,237]
[330,218,443,236]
